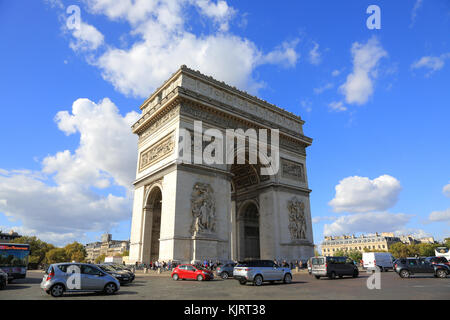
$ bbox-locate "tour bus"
[0,243,31,282]
[435,247,450,261]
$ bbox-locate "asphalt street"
[1,270,449,300]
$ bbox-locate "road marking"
[412,285,425,288]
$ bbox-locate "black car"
[97,264,132,285]
[394,258,449,278]
[103,263,135,281]
[0,269,7,289]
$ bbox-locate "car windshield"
[100,265,116,272]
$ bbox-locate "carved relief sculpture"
[287,197,307,240]
[139,133,175,172]
[190,183,216,235]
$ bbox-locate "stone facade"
[85,233,130,263]
[128,66,314,264]
[321,232,436,256]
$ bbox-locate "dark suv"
[394,258,449,278]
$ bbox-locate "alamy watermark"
[177,121,280,176]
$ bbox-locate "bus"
[0,243,30,282]
[435,247,450,261]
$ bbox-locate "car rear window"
[312,258,325,265]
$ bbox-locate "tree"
[389,242,410,258]
[121,250,129,257]
[444,238,450,248]
[64,242,86,262]
[95,254,106,264]
[46,248,68,264]
[334,250,346,257]
[12,236,55,266]
[347,249,362,262]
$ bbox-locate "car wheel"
[314,275,320,279]
[353,270,359,278]
[400,269,410,278]
[7,279,13,284]
[172,273,179,281]
[339,275,343,279]
[220,272,229,280]
[239,279,247,285]
[283,273,292,284]
[379,266,384,272]
[50,284,65,297]
[197,274,204,281]
[0,279,6,290]
[253,275,263,286]
[104,283,117,295]
[436,269,447,279]
[328,271,336,280]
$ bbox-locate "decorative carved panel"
[139,133,175,172]
[287,197,307,240]
[281,158,305,182]
[190,183,216,235]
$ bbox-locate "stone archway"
[142,186,162,263]
[236,200,260,260]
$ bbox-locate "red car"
[171,264,214,281]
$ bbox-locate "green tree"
[121,250,129,257]
[347,249,362,262]
[64,242,86,262]
[45,248,68,264]
[444,238,450,248]
[12,236,55,266]
[95,254,106,264]
[389,242,410,258]
[334,250,346,257]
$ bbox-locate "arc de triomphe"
[128,65,314,264]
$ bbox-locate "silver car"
[40,263,120,297]
[233,260,292,286]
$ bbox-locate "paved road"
[1,270,449,300]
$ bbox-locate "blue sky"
[0,0,449,247]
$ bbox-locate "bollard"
[157,268,161,274]
[144,268,148,273]
[296,267,299,273]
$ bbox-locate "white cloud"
[314,83,333,94]
[69,20,105,51]
[339,37,387,105]
[194,0,237,31]
[0,98,140,246]
[411,53,450,77]
[323,212,412,236]
[429,208,450,223]
[308,42,321,65]
[410,0,423,27]
[331,69,340,77]
[443,183,450,198]
[70,0,299,97]
[328,101,347,112]
[329,174,401,213]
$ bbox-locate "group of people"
[134,260,175,272]
[132,259,309,271]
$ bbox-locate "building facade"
[0,230,21,243]
[321,232,436,256]
[128,66,314,264]
[85,233,130,263]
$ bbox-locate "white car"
[362,252,394,272]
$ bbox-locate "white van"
[362,252,394,271]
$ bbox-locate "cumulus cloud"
[411,53,450,77]
[65,0,300,97]
[339,37,387,105]
[323,212,412,236]
[69,20,105,51]
[429,208,450,224]
[329,175,402,213]
[0,98,139,245]
[443,183,450,198]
